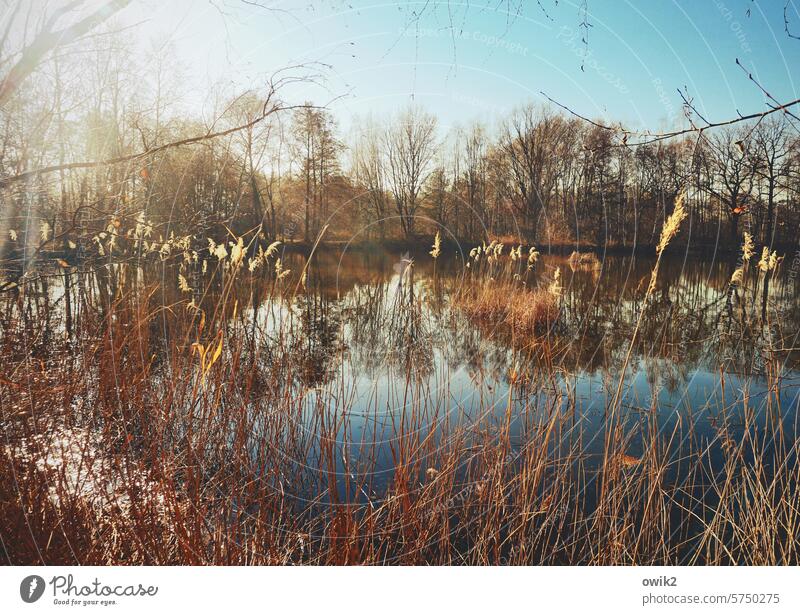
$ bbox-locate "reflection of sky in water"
[302,348,800,499]
[22,250,800,504]
[244,250,800,503]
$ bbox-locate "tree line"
[2,28,800,259]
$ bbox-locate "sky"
[120,0,800,136]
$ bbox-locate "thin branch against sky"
[24,0,788,135]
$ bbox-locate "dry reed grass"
[459,282,558,339]
[1,203,799,565]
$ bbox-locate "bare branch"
[0,0,132,106]
[0,96,327,189]
[539,90,800,148]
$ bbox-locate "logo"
[20,575,46,603]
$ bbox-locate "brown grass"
[1,293,798,565]
[1,216,799,565]
[458,282,558,339]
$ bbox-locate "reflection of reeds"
[2,216,800,565]
[4,317,796,564]
[599,194,687,522]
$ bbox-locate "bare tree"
[751,116,793,248]
[0,0,132,106]
[699,127,758,244]
[352,116,390,240]
[460,123,488,238]
[426,164,450,231]
[384,105,437,240]
[497,105,567,241]
[227,91,275,233]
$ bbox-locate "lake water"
[10,246,800,521]
[228,246,800,505]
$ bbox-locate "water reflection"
[5,247,800,493]
[250,249,800,497]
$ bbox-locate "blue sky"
[130,0,800,134]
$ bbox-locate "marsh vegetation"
[2,0,800,566]
[2,214,799,564]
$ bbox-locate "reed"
[1,212,798,565]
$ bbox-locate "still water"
[233,247,800,500]
[13,246,800,507]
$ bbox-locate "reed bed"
[453,240,558,341]
[457,282,558,340]
[1,211,799,565]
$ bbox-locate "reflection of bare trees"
[5,249,798,389]
[342,263,436,377]
[342,264,514,383]
[543,254,800,377]
[343,282,390,375]
[293,277,342,389]
[385,266,434,375]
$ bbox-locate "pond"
[6,244,800,563]
[245,248,800,501]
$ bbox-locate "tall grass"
[1,209,799,565]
